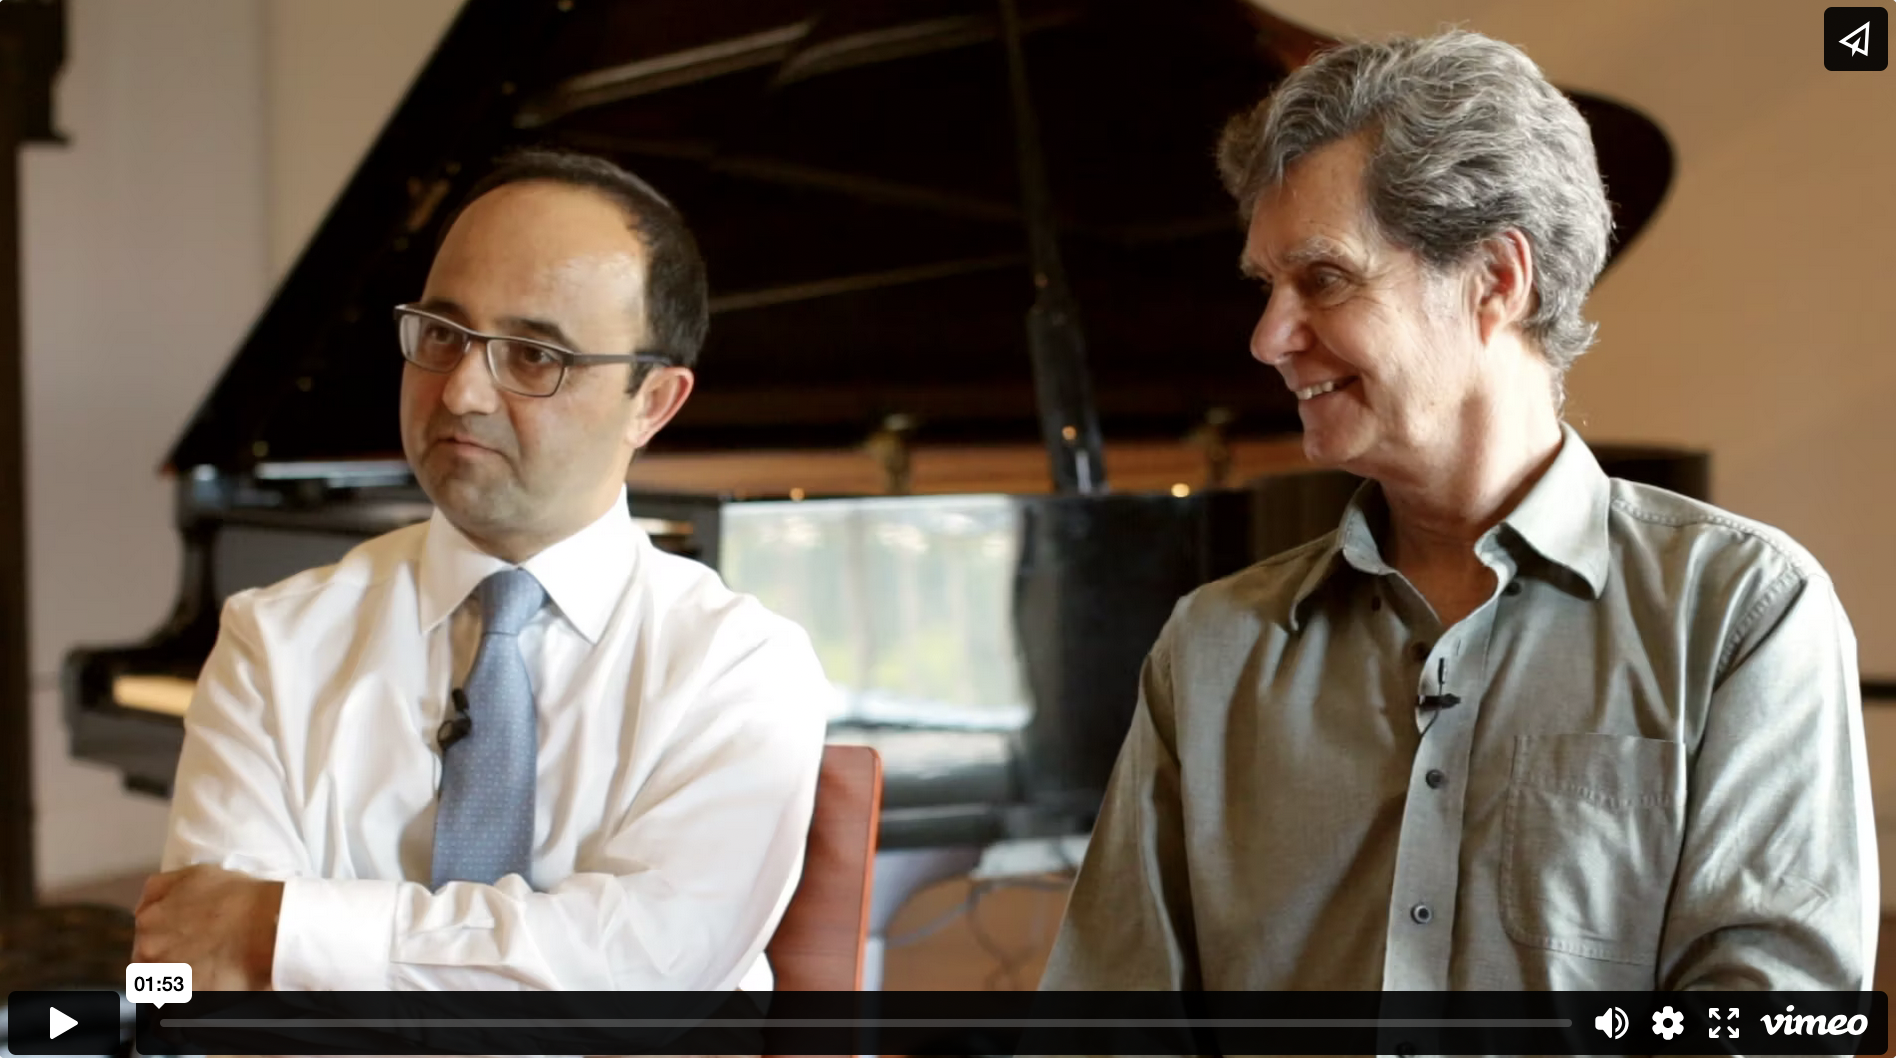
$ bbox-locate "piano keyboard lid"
[162,0,1672,476]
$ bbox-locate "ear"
[1473,229,1536,346]
[625,367,695,450]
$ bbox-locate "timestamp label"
[125,962,192,1006]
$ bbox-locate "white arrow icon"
[1841,21,1873,57]
[48,1006,77,1040]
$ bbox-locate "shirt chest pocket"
[1501,732,1685,965]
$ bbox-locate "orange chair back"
[767,744,883,991]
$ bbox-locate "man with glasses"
[130,150,832,991]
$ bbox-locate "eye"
[516,345,559,367]
[420,322,459,346]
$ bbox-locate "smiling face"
[1243,134,1491,481]
[399,180,690,560]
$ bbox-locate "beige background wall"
[263,0,463,279]
[24,0,1896,916]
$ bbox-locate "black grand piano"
[60,0,1699,986]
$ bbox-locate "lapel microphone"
[1419,657,1461,712]
[437,688,473,752]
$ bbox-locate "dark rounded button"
[1410,902,1433,924]
[1504,580,1523,596]
[1396,1045,1417,1057]
[1425,769,1446,789]
[1410,642,1431,663]
[1370,594,1383,611]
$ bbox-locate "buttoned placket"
[1377,540,1515,994]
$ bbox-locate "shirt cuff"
[273,877,399,990]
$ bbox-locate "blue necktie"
[431,568,546,887]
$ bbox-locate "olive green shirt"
[1042,426,1876,992]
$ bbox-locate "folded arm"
[157,600,829,990]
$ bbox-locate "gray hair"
[1218,30,1613,373]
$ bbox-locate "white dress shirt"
[161,490,833,991]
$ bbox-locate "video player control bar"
[90,990,1881,1056]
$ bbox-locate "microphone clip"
[437,688,472,752]
[1418,657,1460,712]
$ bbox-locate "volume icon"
[1595,1006,1628,1039]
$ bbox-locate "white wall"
[24,0,458,892]
[23,0,270,890]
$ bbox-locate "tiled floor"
[881,875,1068,990]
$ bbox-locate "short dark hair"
[443,148,710,380]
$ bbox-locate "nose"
[1249,286,1310,369]
[440,339,503,416]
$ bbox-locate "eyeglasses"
[393,304,674,398]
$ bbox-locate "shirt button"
[1425,769,1446,789]
[1370,594,1383,612]
[1410,642,1431,663]
[1504,580,1523,596]
[1411,902,1433,924]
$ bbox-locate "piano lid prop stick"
[998,0,1108,496]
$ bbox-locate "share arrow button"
[1826,7,1889,70]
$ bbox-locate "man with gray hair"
[1041,30,1874,991]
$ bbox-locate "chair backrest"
[767,744,883,991]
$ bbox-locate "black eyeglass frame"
[393,303,676,398]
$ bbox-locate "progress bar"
[165,1017,1571,1030]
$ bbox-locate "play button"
[48,1005,77,1039]
[2,990,122,1054]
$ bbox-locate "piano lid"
[164,0,1672,473]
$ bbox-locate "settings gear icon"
[1652,1005,1686,1041]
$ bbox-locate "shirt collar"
[1495,422,1612,599]
[418,488,641,643]
[1287,479,1385,632]
[1286,423,1611,628]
